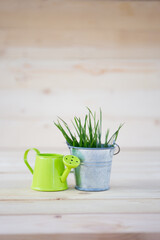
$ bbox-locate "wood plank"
[0,150,159,239]
[0,59,160,89]
[0,58,160,149]
[0,59,159,120]
[1,233,160,240]
[1,199,160,215]
[0,1,160,31]
[1,175,160,200]
[1,46,160,60]
[0,30,160,58]
[0,1,160,58]
[0,88,160,118]
[0,214,160,235]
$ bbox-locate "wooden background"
[0,0,160,152]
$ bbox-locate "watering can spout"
[60,155,80,183]
[60,167,71,183]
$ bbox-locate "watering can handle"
[114,144,120,155]
[24,148,40,174]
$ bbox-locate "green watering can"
[24,148,80,191]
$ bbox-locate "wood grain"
[0,1,160,239]
[0,150,160,239]
[1,0,160,59]
[0,151,160,200]
[1,59,160,89]
[1,1,160,31]
[1,199,160,214]
[1,233,160,240]
[0,1,160,59]
[0,0,160,151]
[0,59,160,150]
[0,214,160,239]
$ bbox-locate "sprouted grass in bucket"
[54,107,124,191]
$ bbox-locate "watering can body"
[24,148,80,191]
[32,153,68,191]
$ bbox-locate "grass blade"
[107,123,124,145]
[54,108,123,148]
[104,129,110,147]
[54,121,73,145]
[98,108,102,147]
[90,120,99,147]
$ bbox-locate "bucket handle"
[114,144,120,155]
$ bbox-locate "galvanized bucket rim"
[67,142,115,150]
[67,142,120,155]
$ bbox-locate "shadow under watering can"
[24,148,80,191]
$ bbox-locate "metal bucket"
[68,144,120,191]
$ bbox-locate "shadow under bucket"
[68,144,120,192]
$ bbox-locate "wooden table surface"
[0,150,160,240]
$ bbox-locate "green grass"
[54,108,123,148]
